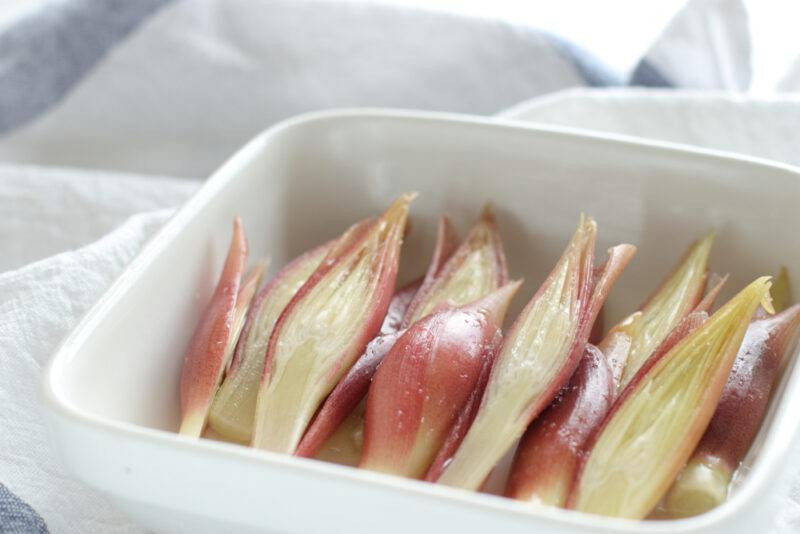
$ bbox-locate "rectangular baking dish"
[43,109,800,534]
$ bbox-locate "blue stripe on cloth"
[628,58,674,87]
[0,0,174,133]
[544,33,623,87]
[0,484,48,534]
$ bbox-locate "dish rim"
[42,107,800,532]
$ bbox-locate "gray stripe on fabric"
[0,483,48,534]
[629,59,673,87]
[0,0,174,133]
[545,33,623,87]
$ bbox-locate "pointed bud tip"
[771,266,793,313]
[579,214,598,239]
[565,215,597,253]
[250,258,269,279]
[691,231,716,259]
[500,279,524,301]
[580,212,596,224]
[228,215,248,259]
[438,214,455,230]
[611,243,637,256]
[382,193,417,223]
[398,191,419,204]
[476,279,523,325]
[480,202,497,223]
[760,279,775,315]
[232,215,246,240]
[723,276,772,316]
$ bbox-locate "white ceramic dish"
[44,109,800,534]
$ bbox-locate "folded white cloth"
[0,0,595,178]
[501,88,800,166]
[1,210,178,534]
[0,165,196,271]
[0,166,196,534]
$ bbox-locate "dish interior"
[51,112,800,508]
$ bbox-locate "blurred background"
[0,0,798,178]
[0,0,689,73]
[2,0,799,85]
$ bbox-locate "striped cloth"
[0,484,47,534]
[0,0,638,178]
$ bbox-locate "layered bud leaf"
[295,282,419,458]
[297,211,507,458]
[570,278,773,519]
[435,216,635,490]
[769,266,792,315]
[666,303,800,518]
[403,206,508,326]
[179,217,249,437]
[208,242,332,442]
[596,313,640,393]
[505,345,614,506]
[361,282,521,478]
[226,261,267,375]
[618,233,714,389]
[598,272,726,396]
[295,216,458,458]
[423,334,496,482]
[251,194,413,453]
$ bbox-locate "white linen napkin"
[0,165,196,272]
[0,165,196,534]
[1,210,176,534]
